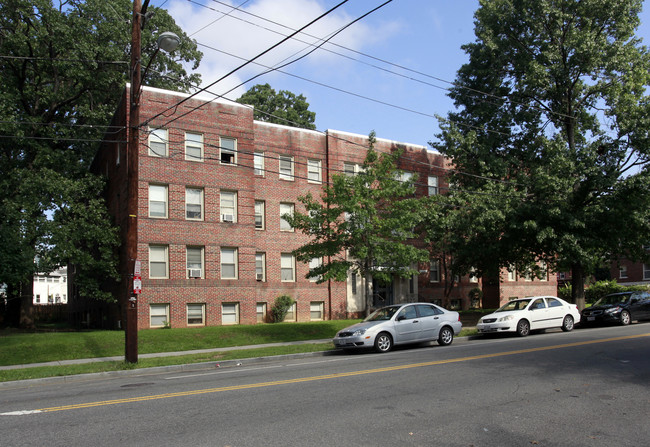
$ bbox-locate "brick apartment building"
[91,85,557,329]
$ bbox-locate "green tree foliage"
[286,133,429,314]
[236,83,317,130]
[0,0,203,326]
[433,0,650,309]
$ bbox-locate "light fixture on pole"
[126,0,179,363]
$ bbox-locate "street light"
[126,0,179,363]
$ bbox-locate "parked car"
[581,291,650,326]
[333,303,462,353]
[476,296,580,337]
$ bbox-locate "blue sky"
[157,0,650,149]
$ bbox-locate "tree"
[0,0,203,327]
[236,83,317,130]
[433,0,650,309]
[286,132,429,314]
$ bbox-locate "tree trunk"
[571,263,586,310]
[364,271,372,317]
[18,277,35,329]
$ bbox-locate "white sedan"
[476,296,580,337]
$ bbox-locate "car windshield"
[364,306,400,321]
[496,299,531,312]
[594,293,632,306]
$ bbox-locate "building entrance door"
[372,278,394,307]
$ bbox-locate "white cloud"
[166,0,399,99]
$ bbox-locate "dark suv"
[581,291,650,326]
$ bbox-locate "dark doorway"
[372,278,394,307]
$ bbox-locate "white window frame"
[185,187,203,220]
[256,303,267,323]
[254,200,265,230]
[309,257,322,282]
[284,303,297,322]
[148,128,168,157]
[280,202,294,232]
[254,152,265,176]
[310,301,324,321]
[279,155,294,180]
[429,259,440,283]
[220,137,237,164]
[281,253,295,282]
[148,184,168,218]
[620,265,628,279]
[149,245,169,279]
[222,303,240,325]
[428,176,439,196]
[255,252,266,282]
[307,159,322,183]
[221,247,238,279]
[507,266,516,282]
[644,264,650,280]
[469,267,479,283]
[186,246,204,279]
[220,190,237,223]
[187,303,205,326]
[150,304,170,328]
[185,132,203,161]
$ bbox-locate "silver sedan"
[333,303,462,353]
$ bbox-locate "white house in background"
[33,266,68,305]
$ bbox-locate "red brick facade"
[93,85,557,329]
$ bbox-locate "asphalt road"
[1,323,649,446]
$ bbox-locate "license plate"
[587,316,595,321]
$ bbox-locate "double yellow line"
[36,332,650,413]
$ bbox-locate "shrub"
[468,287,483,308]
[270,295,295,323]
[585,280,625,304]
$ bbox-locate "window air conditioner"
[188,269,202,278]
[256,273,264,281]
[222,214,234,222]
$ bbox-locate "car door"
[544,297,567,328]
[640,293,650,320]
[393,305,421,343]
[628,293,648,321]
[528,298,550,329]
[415,304,444,341]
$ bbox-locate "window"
[309,258,322,282]
[395,171,413,183]
[220,190,237,222]
[149,245,169,278]
[539,261,548,281]
[221,247,238,279]
[254,152,265,176]
[279,155,294,180]
[428,176,439,195]
[149,184,168,218]
[254,201,265,230]
[307,159,322,183]
[644,264,650,280]
[620,265,628,279]
[280,203,294,231]
[150,304,169,328]
[284,303,297,322]
[546,298,562,308]
[255,252,266,282]
[429,259,440,283]
[409,274,415,294]
[507,266,516,282]
[148,128,168,157]
[221,247,237,279]
[256,303,267,323]
[35,294,40,304]
[281,253,295,282]
[186,187,203,220]
[310,301,324,320]
[186,246,204,279]
[187,303,205,326]
[220,137,237,164]
[222,303,239,325]
[185,132,203,161]
[469,268,478,283]
[351,272,357,295]
[344,162,362,176]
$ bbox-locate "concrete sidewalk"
[0,339,334,371]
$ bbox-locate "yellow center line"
[37,332,650,413]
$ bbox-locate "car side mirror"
[397,315,405,322]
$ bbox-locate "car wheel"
[374,332,393,353]
[561,315,574,332]
[437,326,454,346]
[620,310,631,326]
[516,319,530,337]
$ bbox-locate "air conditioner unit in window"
[188,269,202,278]
[222,214,234,222]
[256,273,264,281]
